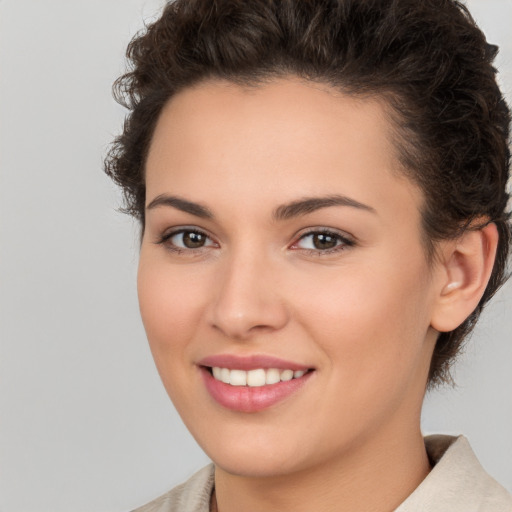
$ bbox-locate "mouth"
[198,357,315,412]
[207,366,311,387]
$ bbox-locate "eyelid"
[153,225,355,254]
[155,226,219,250]
[289,227,356,252]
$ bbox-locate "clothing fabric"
[131,435,512,512]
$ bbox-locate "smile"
[211,367,307,387]
[200,366,314,413]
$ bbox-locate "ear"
[430,222,499,333]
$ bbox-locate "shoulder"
[130,464,215,512]
[396,435,512,512]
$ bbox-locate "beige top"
[132,435,512,512]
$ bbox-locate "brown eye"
[162,229,216,250]
[293,230,354,254]
[311,233,338,250]
[182,231,207,248]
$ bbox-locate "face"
[138,78,439,478]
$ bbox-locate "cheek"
[295,255,433,385]
[289,263,433,444]
[137,253,210,359]
[136,253,216,414]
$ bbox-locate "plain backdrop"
[0,1,511,511]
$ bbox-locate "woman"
[105,0,512,510]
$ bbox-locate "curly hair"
[105,0,511,387]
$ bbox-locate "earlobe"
[430,222,498,333]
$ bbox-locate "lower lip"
[200,368,313,413]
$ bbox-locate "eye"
[158,229,217,251]
[291,230,354,253]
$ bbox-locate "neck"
[213,423,430,512]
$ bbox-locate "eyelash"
[156,228,217,255]
[291,230,355,255]
[155,228,355,256]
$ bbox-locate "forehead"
[145,77,423,222]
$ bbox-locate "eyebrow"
[272,195,376,221]
[146,194,214,219]
[146,193,376,220]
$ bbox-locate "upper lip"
[197,354,312,371]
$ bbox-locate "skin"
[138,77,497,512]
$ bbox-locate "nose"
[208,250,289,340]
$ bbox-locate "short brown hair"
[105,0,511,386]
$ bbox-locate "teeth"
[247,369,266,387]
[220,368,230,384]
[280,369,294,381]
[230,369,247,386]
[265,368,281,385]
[211,367,308,387]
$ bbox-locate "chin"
[212,449,307,479]
[190,423,312,478]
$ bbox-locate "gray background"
[0,1,510,511]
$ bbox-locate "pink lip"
[200,367,313,413]
[198,354,311,371]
